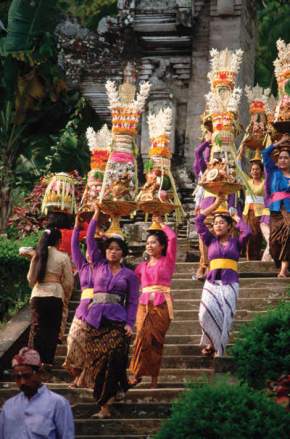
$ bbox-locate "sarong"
[29,296,63,364]
[78,319,130,406]
[199,280,239,357]
[270,210,290,267]
[129,302,170,378]
[244,210,263,260]
[63,316,87,382]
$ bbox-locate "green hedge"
[0,233,40,322]
[155,381,290,439]
[231,302,290,389]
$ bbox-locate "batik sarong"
[270,210,290,267]
[199,280,239,357]
[129,302,170,378]
[63,316,87,382]
[78,319,130,406]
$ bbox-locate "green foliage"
[0,232,40,322]
[255,1,290,92]
[58,0,118,29]
[4,0,57,53]
[155,381,290,439]
[231,302,290,389]
[44,97,91,175]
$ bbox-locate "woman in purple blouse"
[80,207,139,419]
[196,196,251,357]
[63,214,97,388]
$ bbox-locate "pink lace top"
[136,225,177,306]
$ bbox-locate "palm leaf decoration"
[5,0,56,54]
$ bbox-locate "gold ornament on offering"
[41,173,77,215]
[79,124,112,218]
[137,107,185,227]
[273,39,290,133]
[99,63,151,237]
[199,48,244,196]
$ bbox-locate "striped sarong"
[199,280,239,356]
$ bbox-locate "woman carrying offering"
[63,214,96,387]
[27,228,74,366]
[129,216,177,389]
[80,207,138,419]
[262,134,290,277]
[237,143,271,261]
[196,197,251,357]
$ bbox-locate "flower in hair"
[44,229,51,235]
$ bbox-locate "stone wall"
[57,0,257,181]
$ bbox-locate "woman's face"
[146,235,163,258]
[106,242,123,263]
[213,216,231,237]
[277,151,290,171]
[250,163,262,180]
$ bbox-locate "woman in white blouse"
[27,228,74,366]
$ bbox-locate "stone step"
[65,318,247,336]
[56,343,230,357]
[75,402,172,419]
[171,277,289,290]
[70,285,288,303]
[54,354,233,370]
[0,386,184,405]
[67,297,285,320]
[75,418,161,436]
[67,307,269,323]
[76,436,148,439]
[174,261,277,273]
[0,367,213,388]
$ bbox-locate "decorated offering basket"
[41,173,77,215]
[199,47,244,196]
[137,107,184,225]
[273,39,290,132]
[244,85,271,151]
[79,125,111,217]
[97,64,151,237]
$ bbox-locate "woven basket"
[138,199,176,215]
[200,181,242,195]
[99,199,137,217]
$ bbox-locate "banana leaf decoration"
[4,0,57,54]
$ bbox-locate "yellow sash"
[142,285,174,320]
[81,288,94,300]
[209,258,238,272]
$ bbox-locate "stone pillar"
[140,89,176,160]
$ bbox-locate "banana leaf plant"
[0,102,27,232]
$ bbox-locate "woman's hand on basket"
[124,324,133,337]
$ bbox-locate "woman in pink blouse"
[129,217,177,389]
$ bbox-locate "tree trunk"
[0,171,13,233]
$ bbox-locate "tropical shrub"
[231,302,290,389]
[0,233,40,321]
[155,381,290,439]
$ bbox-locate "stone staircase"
[0,260,289,438]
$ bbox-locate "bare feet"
[201,345,215,357]
[92,405,111,418]
[149,377,158,389]
[128,376,142,387]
